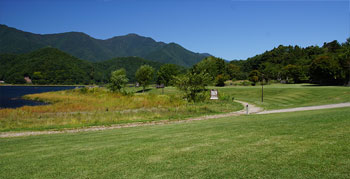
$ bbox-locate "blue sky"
[0,0,349,60]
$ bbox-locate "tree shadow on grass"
[135,89,152,93]
[301,84,345,87]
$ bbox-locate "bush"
[107,69,129,92]
[174,71,211,102]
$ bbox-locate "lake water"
[0,86,79,109]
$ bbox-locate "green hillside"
[145,43,205,67]
[0,48,95,84]
[0,47,178,84]
[0,24,209,67]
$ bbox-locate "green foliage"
[215,74,228,87]
[221,39,350,85]
[107,69,129,92]
[283,64,309,83]
[192,56,227,82]
[0,48,182,85]
[310,55,343,85]
[156,64,183,86]
[0,47,94,85]
[93,56,165,83]
[248,70,261,85]
[135,65,155,92]
[174,71,211,102]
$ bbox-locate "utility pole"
[261,74,264,103]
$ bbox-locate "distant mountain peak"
[125,33,140,37]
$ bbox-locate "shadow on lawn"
[135,89,152,93]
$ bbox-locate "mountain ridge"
[0,24,210,67]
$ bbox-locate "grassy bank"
[0,87,242,132]
[1,107,349,178]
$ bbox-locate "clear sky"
[0,0,349,60]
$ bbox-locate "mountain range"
[0,24,210,67]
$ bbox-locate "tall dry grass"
[0,87,243,131]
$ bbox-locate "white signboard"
[210,89,218,100]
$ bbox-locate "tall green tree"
[192,56,227,82]
[107,69,129,92]
[156,64,180,86]
[310,55,342,85]
[135,65,155,92]
[248,70,261,86]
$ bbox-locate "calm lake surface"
[0,86,79,109]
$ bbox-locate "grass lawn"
[1,107,350,178]
[217,83,350,110]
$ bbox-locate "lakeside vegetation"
[1,84,349,132]
[0,86,242,132]
[1,107,349,178]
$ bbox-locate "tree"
[215,74,229,87]
[227,63,241,80]
[174,71,211,102]
[156,64,180,86]
[248,70,261,86]
[107,69,129,92]
[135,65,155,92]
[32,71,46,84]
[192,56,227,82]
[310,55,342,85]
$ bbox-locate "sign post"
[210,89,218,100]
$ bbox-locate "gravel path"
[257,103,350,114]
[1,101,349,138]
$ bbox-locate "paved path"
[257,103,350,114]
[1,101,349,138]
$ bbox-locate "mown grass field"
[1,107,350,178]
[219,83,350,110]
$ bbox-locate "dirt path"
[1,101,349,138]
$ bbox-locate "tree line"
[232,38,350,85]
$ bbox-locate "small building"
[0,81,4,84]
[24,76,32,83]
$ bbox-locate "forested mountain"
[0,24,209,67]
[192,39,350,86]
[234,39,350,85]
[0,47,175,84]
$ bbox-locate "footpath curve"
[0,101,261,138]
[1,101,350,138]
